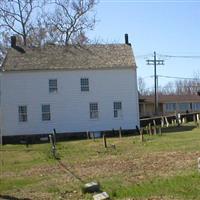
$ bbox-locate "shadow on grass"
[162,125,196,134]
[0,195,31,200]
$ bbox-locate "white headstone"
[165,117,169,127]
[93,192,110,200]
[161,117,164,127]
[198,157,200,172]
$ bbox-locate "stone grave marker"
[197,157,200,172]
[165,117,169,127]
[83,182,100,193]
[153,120,157,135]
[93,192,110,200]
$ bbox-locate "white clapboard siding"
[0,68,139,136]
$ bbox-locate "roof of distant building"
[140,95,200,103]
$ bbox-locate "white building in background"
[0,35,139,138]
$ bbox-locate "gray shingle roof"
[2,44,136,72]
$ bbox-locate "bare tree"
[27,17,50,46]
[0,31,10,66]
[46,0,97,45]
[160,82,175,95]
[159,72,200,96]
[0,0,42,46]
[174,79,199,95]
[138,77,150,95]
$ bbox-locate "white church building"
[0,35,139,141]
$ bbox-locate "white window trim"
[18,105,28,122]
[113,101,123,119]
[49,79,58,93]
[42,104,51,121]
[81,78,89,92]
[89,102,99,120]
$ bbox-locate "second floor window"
[81,78,89,91]
[42,104,51,121]
[49,79,57,93]
[19,106,27,122]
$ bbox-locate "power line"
[157,75,199,80]
[158,54,200,59]
[137,53,200,60]
[141,75,200,80]
[100,0,200,3]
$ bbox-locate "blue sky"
[88,0,200,89]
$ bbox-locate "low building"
[0,35,139,139]
[139,95,200,117]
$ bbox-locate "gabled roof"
[140,95,200,103]
[1,44,136,72]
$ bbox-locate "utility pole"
[146,52,164,115]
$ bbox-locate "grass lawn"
[1,123,200,199]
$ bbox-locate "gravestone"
[197,157,200,172]
[103,134,107,148]
[119,127,122,138]
[197,114,199,121]
[93,192,110,200]
[40,137,49,142]
[83,182,100,193]
[193,114,196,123]
[161,117,164,127]
[148,123,152,135]
[197,114,200,128]
[165,117,169,127]
[153,120,157,135]
[159,126,162,135]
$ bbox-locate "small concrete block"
[83,182,100,193]
[197,157,200,171]
[40,137,49,141]
[93,192,110,200]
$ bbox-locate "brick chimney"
[11,36,17,48]
[125,33,131,46]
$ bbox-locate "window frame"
[192,102,200,111]
[178,103,190,111]
[89,102,99,119]
[80,78,89,92]
[113,101,122,119]
[165,103,176,112]
[49,79,58,93]
[42,104,51,121]
[18,105,28,122]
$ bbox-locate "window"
[18,106,27,122]
[90,103,98,119]
[165,103,176,112]
[81,78,89,91]
[42,104,51,121]
[113,101,122,118]
[193,103,200,111]
[49,79,57,93]
[178,103,190,111]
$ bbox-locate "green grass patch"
[1,123,200,199]
[0,177,43,192]
[101,171,200,199]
